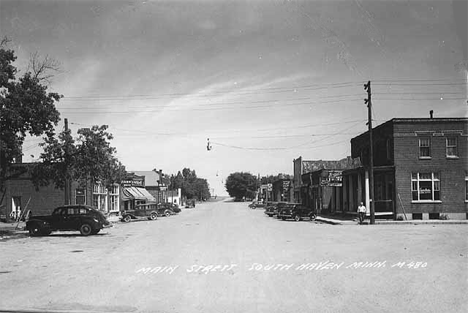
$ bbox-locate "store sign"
[321,171,343,187]
[121,178,144,187]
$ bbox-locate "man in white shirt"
[357,202,367,224]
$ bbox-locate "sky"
[1,0,467,196]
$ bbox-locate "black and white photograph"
[0,0,467,312]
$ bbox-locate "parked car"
[249,201,266,209]
[156,203,176,217]
[121,203,159,222]
[277,204,317,221]
[160,202,181,214]
[25,205,110,236]
[265,202,279,217]
[185,199,196,208]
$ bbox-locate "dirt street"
[0,199,467,313]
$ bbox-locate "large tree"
[225,172,259,200]
[34,125,126,190]
[260,173,292,184]
[167,168,210,200]
[0,38,61,191]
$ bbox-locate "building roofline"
[352,117,468,141]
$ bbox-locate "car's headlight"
[93,218,99,223]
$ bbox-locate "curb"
[315,217,468,226]
[315,217,348,225]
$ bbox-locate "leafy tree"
[193,178,210,201]
[0,38,61,191]
[34,125,126,189]
[225,172,259,200]
[166,168,210,200]
[260,173,292,184]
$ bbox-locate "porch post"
[349,175,354,212]
[357,172,362,204]
[365,170,370,214]
[343,176,348,212]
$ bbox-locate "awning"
[122,187,156,202]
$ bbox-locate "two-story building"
[342,117,468,220]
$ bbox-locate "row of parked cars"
[25,201,189,236]
[260,201,317,222]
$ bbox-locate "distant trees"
[260,173,292,185]
[168,168,210,200]
[0,38,61,191]
[225,172,259,200]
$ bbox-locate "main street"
[0,199,467,313]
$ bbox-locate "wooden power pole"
[364,81,375,224]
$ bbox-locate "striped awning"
[122,187,156,202]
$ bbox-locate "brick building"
[342,117,468,220]
[0,163,121,221]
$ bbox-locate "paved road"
[0,199,467,313]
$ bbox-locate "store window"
[446,137,458,157]
[76,189,85,204]
[93,182,107,211]
[108,184,120,212]
[411,172,440,201]
[419,137,431,158]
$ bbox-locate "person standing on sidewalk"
[357,202,367,224]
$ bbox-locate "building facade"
[272,178,293,202]
[0,163,122,221]
[343,117,468,220]
[300,157,361,214]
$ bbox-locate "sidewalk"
[316,214,468,225]
[0,221,27,238]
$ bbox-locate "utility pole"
[64,118,70,205]
[364,81,375,224]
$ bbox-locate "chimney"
[430,110,434,119]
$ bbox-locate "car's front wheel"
[150,212,158,220]
[309,213,317,221]
[28,224,42,236]
[79,223,93,236]
[164,210,171,217]
[123,215,132,223]
[294,214,301,222]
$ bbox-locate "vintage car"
[158,202,180,215]
[185,199,196,208]
[264,202,280,217]
[26,205,110,236]
[121,203,159,222]
[249,201,266,209]
[277,204,317,221]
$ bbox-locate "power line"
[61,81,362,101]
[58,98,365,113]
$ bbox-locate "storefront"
[120,173,156,210]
